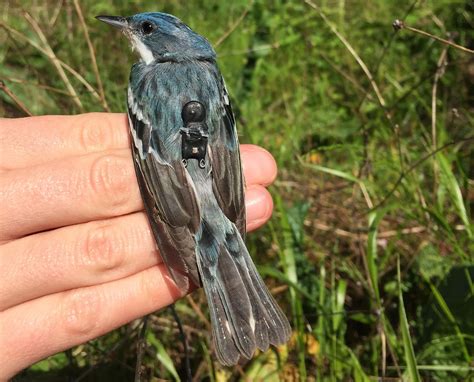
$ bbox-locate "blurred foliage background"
[1,0,473,381]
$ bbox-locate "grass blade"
[147,332,181,381]
[299,158,360,183]
[367,211,384,304]
[398,257,421,382]
[437,153,473,239]
[275,194,306,380]
[426,279,470,362]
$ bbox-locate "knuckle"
[62,288,101,337]
[77,113,117,152]
[82,223,125,273]
[89,153,133,211]
[79,113,113,153]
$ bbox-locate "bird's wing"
[127,88,200,291]
[209,82,246,239]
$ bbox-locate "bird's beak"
[95,15,128,30]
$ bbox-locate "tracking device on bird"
[180,101,208,169]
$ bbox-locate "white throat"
[131,36,154,65]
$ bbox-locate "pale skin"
[0,113,278,380]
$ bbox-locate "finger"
[240,144,278,187]
[0,265,182,380]
[245,185,274,232]
[1,111,278,184]
[0,149,139,241]
[0,212,158,311]
[0,186,272,310]
[0,113,129,170]
[1,147,275,241]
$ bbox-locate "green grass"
[1,0,473,380]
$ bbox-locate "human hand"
[0,113,277,379]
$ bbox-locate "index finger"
[0,113,129,170]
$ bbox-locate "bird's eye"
[141,21,155,35]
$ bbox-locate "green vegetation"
[1,0,473,380]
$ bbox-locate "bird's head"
[96,12,216,64]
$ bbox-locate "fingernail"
[246,186,273,223]
[241,146,277,186]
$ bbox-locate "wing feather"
[210,83,246,238]
[127,93,201,290]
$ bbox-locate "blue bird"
[96,12,291,365]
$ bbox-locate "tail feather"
[216,246,256,359]
[231,232,292,346]
[196,223,291,365]
[207,281,240,365]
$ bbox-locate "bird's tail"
[195,219,291,366]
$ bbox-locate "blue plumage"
[97,12,291,365]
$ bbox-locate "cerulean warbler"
[97,12,291,366]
